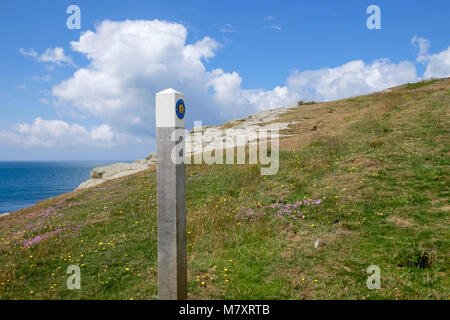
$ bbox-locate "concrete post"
[156,88,186,300]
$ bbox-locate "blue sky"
[0,0,449,160]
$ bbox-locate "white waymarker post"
[156,88,187,300]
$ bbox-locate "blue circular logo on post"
[176,99,185,119]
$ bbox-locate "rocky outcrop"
[186,105,296,155]
[297,100,316,106]
[77,105,296,190]
[76,154,157,190]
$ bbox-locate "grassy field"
[0,78,449,300]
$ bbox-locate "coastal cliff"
[76,155,157,190]
[77,104,296,190]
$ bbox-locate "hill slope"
[0,78,449,299]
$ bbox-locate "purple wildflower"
[23,228,63,248]
[303,199,323,205]
[293,201,302,208]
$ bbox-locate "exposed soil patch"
[352,157,378,168]
[386,215,415,228]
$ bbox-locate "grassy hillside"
[0,78,449,300]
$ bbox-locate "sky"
[0,0,449,161]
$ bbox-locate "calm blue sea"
[0,161,117,215]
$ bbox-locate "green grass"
[405,79,438,90]
[0,78,449,300]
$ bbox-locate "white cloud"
[49,19,424,146]
[208,58,419,113]
[0,118,142,148]
[38,47,74,66]
[267,25,282,31]
[19,47,73,66]
[14,21,447,153]
[90,124,114,141]
[243,86,292,109]
[209,58,418,109]
[31,75,52,82]
[14,84,27,90]
[18,48,38,57]
[208,68,296,114]
[52,20,225,136]
[208,69,243,104]
[411,35,430,63]
[220,24,238,33]
[286,59,419,101]
[184,37,219,63]
[51,19,299,136]
[424,47,450,79]
[411,36,450,79]
[263,16,282,31]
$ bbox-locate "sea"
[0,161,118,215]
